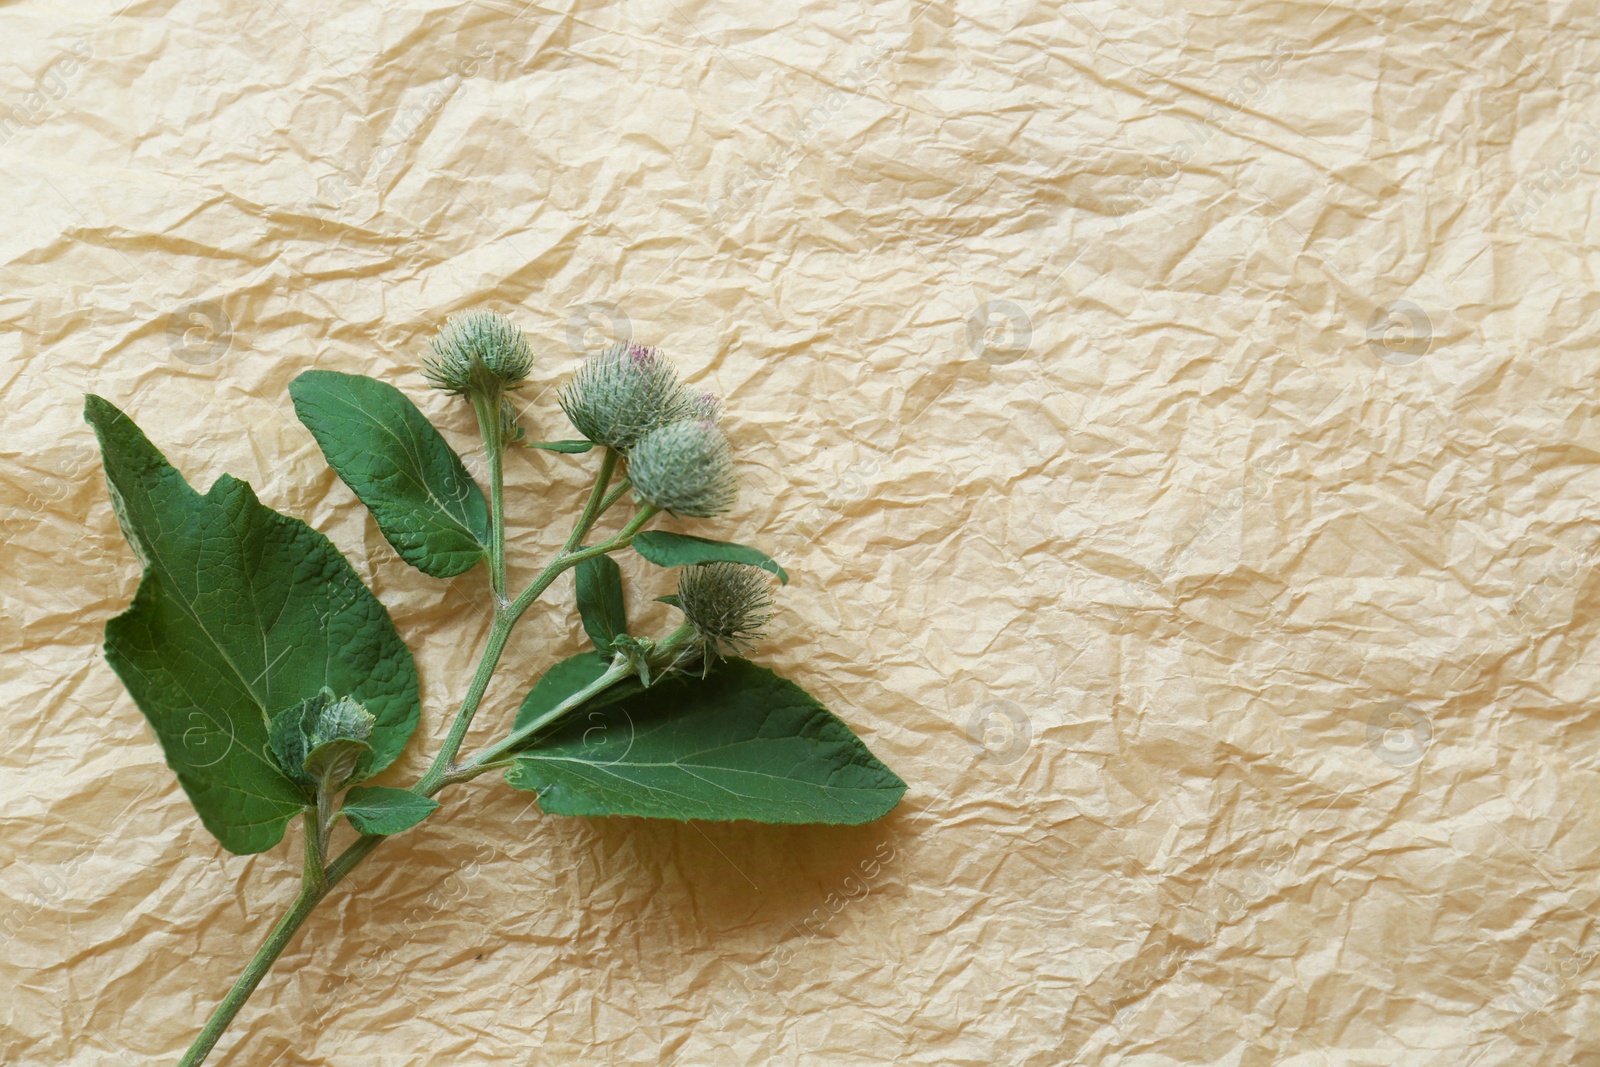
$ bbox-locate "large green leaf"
[288,370,489,577]
[86,395,421,855]
[574,555,627,653]
[506,659,904,824]
[632,531,788,584]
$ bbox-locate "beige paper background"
[4,1,1600,1063]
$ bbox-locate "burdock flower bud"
[422,311,534,396]
[627,420,737,517]
[267,688,375,791]
[558,343,700,450]
[676,562,774,657]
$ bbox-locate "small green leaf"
[512,652,639,738]
[305,738,370,794]
[86,395,421,855]
[288,370,489,578]
[575,555,627,653]
[342,787,439,836]
[632,531,788,584]
[523,439,595,453]
[654,594,681,608]
[506,659,904,824]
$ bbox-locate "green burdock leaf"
[523,439,595,453]
[511,652,639,738]
[341,786,439,836]
[632,531,788,584]
[85,395,421,855]
[506,659,904,824]
[574,555,627,653]
[288,370,489,578]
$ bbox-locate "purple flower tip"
[690,390,719,418]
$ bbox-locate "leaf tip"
[83,393,118,429]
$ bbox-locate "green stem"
[566,448,618,552]
[596,477,631,519]
[302,809,327,891]
[471,392,509,600]
[313,790,334,873]
[413,610,516,795]
[176,890,324,1066]
[600,506,659,557]
[178,817,328,1067]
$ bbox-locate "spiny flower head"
[627,419,737,517]
[422,311,534,395]
[676,562,774,658]
[558,343,703,450]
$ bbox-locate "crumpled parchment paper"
[4,1,1599,1063]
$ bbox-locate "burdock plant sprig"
[83,312,904,1065]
